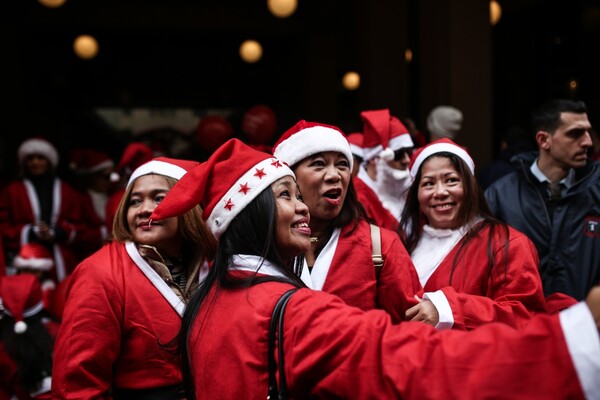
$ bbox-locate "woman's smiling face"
[127,174,182,256]
[272,176,311,261]
[417,156,464,230]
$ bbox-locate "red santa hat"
[111,142,155,182]
[409,138,475,179]
[127,157,200,188]
[17,138,59,168]
[150,139,294,240]
[272,120,353,170]
[69,148,115,175]
[13,243,54,271]
[0,274,44,334]
[346,132,364,159]
[361,109,414,162]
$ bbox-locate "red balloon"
[196,115,234,152]
[242,105,277,145]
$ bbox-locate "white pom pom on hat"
[379,147,395,162]
[0,274,45,336]
[14,320,28,334]
[361,109,414,161]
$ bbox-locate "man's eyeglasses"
[394,148,414,161]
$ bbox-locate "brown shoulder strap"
[370,224,383,279]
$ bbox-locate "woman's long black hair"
[399,152,510,291]
[0,312,55,393]
[180,186,305,399]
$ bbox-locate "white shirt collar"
[229,254,288,279]
[530,159,575,188]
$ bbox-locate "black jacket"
[484,151,600,300]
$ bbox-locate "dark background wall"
[2,0,599,181]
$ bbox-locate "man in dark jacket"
[485,99,600,301]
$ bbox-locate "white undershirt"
[411,223,472,287]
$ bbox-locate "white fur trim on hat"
[14,255,54,271]
[349,142,363,158]
[273,126,354,171]
[18,139,59,168]
[363,133,414,161]
[410,142,475,179]
[83,159,114,175]
[207,158,294,240]
[127,160,188,187]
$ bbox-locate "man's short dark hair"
[531,99,587,135]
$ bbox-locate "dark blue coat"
[484,151,600,300]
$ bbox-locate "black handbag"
[267,288,298,400]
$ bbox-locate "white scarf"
[411,220,479,287]
[299,228,341,290]
[229,254,288,279]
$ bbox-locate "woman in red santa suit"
[0,274,60,399]
[398,138,548,330]
[149,138,600,400]
[52,157,217,400]
[272,120,422,323]
[0,138,86,284]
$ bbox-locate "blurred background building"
[2,0,599,181]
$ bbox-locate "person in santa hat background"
[0,138,87,285]
[272,120,423,324]
[0,273,60,399]
[52,156,217,399]
[354,109,415,231]
[346,132,364,178]
[147,138,600,400]
[68,148,118,260]
[13,242,70,320]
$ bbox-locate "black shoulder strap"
[267,288,297,400]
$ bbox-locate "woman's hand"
[405,295,440,327]
[585,286,600,332]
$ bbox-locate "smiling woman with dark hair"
[399,138,548,330]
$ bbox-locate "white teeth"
[292,222,308,228]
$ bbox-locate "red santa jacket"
[301,219,421,322]
[188,278,589,399]
[353,176,399,231]
[73,190,110,261]
[0,179,84,282]
[52,241,186,399]
[422,224,548,330]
